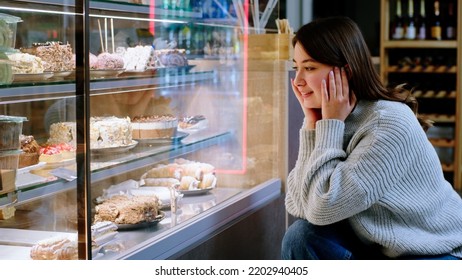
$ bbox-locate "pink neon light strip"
[216,0,249,175]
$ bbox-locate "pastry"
[198,173,217,189]
[179,175,200,190]
[0,205,15,220]
[145,164,183,179]
[18,135,41,168]
[30,236,78,260]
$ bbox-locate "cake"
[153,49,188,67]
[39,143,76,163]
[93,194,160,224]
[122,45,154,71]
[30,236,78,260]
[131,115,178,139]
[47,122,76,147]
[6,52,44,74]
[21,41,74,72]
[18,135,41,168]
[90,116,132,149]
[94,52,124,69]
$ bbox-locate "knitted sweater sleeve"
[285,117,416,225]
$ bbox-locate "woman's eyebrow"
[292,58,317,63]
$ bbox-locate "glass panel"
[88,0,247,259]
[0,1,78,260]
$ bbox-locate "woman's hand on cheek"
[321,67,356,121]
[291,78,321,129]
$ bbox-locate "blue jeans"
[281,219,460,260]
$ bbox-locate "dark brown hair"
[293,16,432,130]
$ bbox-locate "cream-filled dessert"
[131,115,178,139]
[90,116,132,149]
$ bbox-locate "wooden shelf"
[413,90,456,99]
[382,40,458,49]
[386,65,457,74]
[429,139,456,148]
[381,0,462,190]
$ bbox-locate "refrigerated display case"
[0,0,289,259]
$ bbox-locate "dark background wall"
[311,0,381,56]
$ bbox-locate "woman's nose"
[294,73,306,87]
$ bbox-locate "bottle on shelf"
[430,0,442,40]
[417,0,427,39]
[405,0,417,39]
[391,0,405,39]
[445,0,456,40]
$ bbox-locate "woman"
[282,16,462,260]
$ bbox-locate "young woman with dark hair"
[282,16,462,260]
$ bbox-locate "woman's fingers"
[322,78,328,101]
[329,70,336,99]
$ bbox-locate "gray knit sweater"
[285,99,462,258]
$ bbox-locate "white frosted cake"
[48,122,77,147]
[7,52,44,74]
[131,115,178,139]
[90,116,132,149]
[122,45,154,71]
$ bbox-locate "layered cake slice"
[131,115,178,139]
